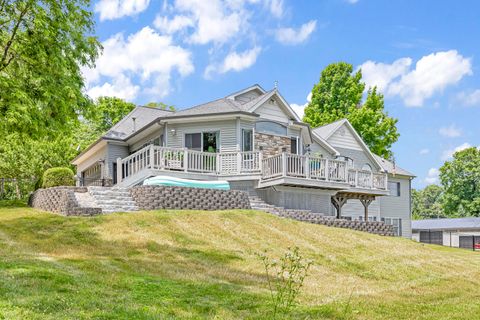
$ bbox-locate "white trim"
[248,90,301,122]
[226,84,266,100]
[311,132,339,156]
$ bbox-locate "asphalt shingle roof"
[373,154,415,177]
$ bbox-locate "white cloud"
[441,142,472,161]
[457,89,480,107]
[359,50,472,107]
[205,46,261,78]
[170,0,246,45]
[275,20,317,45]
[83,26,194,100]
[424,168,439,185]
[359,58,411,92]
[95,0,150,21]
[267,0,284,18]
[87,75,140,101]
[419,148,430,155]
[290,92,312,119]
[154,15,194,34]
[439,124,462,138]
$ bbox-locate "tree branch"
[0,1,31,72]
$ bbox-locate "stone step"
[87,186,139,214]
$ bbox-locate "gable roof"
[313,119,384,171]
[412,217,480,231]
[104,106,173,140]
[243,89,301,122]
[226,84,266,100]
[373,154,415,177]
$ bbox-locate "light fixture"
[170,128,176,136]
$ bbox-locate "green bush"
[42,167,75,188]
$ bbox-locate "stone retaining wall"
[130,186,251,211]
[29,187,101,216]
[279,211,394,236]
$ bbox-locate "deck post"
[237,152,242,174]
[184,149,188,172]
[116,157,122,184]
[384,173,388,190]
[149,145,155,169]
[325,159,329,181]
[216,153,221,174]
[258,152,263,174]
[282,152,287,177]
[305,154,310,179]
[370,172,374,188]
[360,198,374,221]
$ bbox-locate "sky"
[83,0,480,189]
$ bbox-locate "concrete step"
[87,186,139,214]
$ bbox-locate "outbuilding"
[412,218,480,250]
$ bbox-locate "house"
[71,84,415,237]
[412,218,480,250]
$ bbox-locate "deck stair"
[248,195,315,218]
[87,186,139,214]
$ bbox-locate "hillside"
[0,206,479,319]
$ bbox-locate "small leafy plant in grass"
[258,247,313,319]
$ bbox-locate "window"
[255,120,287,136]
[185,133,201,151]
[388,181,401,197]
[382,217,402,236]
[290,137,298,154]
[357,216,378,222]
[242,129,253,151]
[203,131,218,152]
[362,163,372,171]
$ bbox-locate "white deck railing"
[260,153,387,190]
[117,146,387,190]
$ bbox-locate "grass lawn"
[0,204,479,319]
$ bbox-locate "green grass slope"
[0,206,479,319]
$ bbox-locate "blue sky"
[84,0,480,189]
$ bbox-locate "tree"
[0,0,101,138]
[146,101,175,111]
[348,88,399,158]
[440,147,480,217]
[92,97,136,133]
[412,185,444,220]
[303,62,399,159]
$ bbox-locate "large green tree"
[439,147,480,217]
[412,185,444,220]
[303,62,399,159]
[0,0,101,138]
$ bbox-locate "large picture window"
[185,132,219,152]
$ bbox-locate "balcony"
[116,145,388,191]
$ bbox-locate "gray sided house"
[72,84,415,237]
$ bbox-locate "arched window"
[362,163,372,171]
[255,120,287,136]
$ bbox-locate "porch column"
[331,195,348,219]
[360,198,374,221]
[116,157,122,184]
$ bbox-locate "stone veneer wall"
[130,186,251,210]
[255,132,291,157]
[29,187,101,216]
[279,211,394,236]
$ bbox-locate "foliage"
[348,88,399,158]
[440,147,480,217]
[258,247,312,318]
[42,167,75,188]
[146,101,176,111]
[92,97,136,133]
[0,0,101,138]
[412,185,444,219]
[303,62,399,159]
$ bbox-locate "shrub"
[258,247,313,318]
[42,167,75,188]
